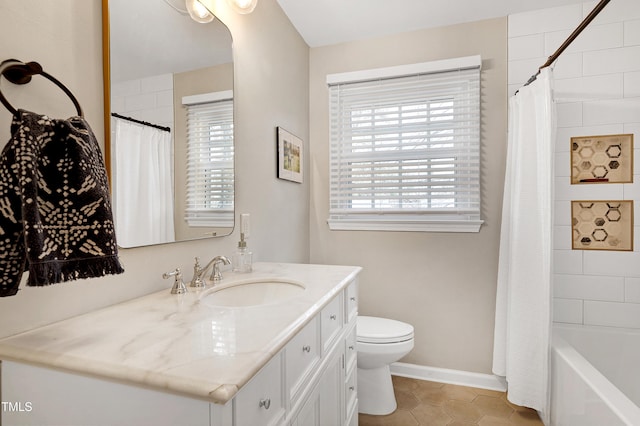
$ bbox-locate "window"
[327,56,483,232]
[183,91,234,227]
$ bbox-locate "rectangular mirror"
[103,0,234,248]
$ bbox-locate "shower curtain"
[112,117,175,247]
[492,68,555,419]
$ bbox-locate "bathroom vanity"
[0,263,360,426]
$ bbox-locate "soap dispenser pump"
[233,213,253,273]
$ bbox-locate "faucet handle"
[163,268,188,295]
[190,257,206,288]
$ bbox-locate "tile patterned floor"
[359,376,544,426]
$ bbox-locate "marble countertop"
[0,263,361,404]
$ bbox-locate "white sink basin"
[200,278,306,308]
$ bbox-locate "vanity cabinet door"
[234,354,285,426]
[290,344,342,426]
[318,349,343,426]
[345,361,358,423]
[345,324,357,373]
[286,316,321,405]
[346,402,358,426]
[321,292,344,353]
[293,381,320,426]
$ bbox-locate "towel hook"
[0,59,83,117]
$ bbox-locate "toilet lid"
[357,316,414,344]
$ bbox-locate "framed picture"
[570,134,633,184]
[277,127,303,183]
[571,200,634,251]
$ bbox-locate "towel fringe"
[27,256,124,287]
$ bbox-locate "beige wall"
[0,0,309,337]
[0,0,104,144]
[309,18,508,374]
[1,0,506,376]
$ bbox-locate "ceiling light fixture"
[185,0,215,23]
[226,0,258,14]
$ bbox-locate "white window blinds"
[183,93,234,227]
[327,56,483,232]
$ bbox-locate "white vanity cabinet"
[289,279,359,426]
[0,267,360,426]
[345,324,359,425]
[1,360,222,426]
[345,280,359,425]
[236,278,358,426]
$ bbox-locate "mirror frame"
[101,0,111,183]
[100,0,236,246]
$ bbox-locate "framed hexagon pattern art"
[571,134,633,184]
[571,201,633,251]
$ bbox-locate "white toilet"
[356,316,414,415]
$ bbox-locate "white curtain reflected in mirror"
[112,117,175,247]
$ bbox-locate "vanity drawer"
[286,316,320,404]
[345,324,357,372]
[234,354,284,426]
[345,363,358,420]
[345,279,358,323]
[320,292,344,353]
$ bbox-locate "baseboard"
[390,362,507,392]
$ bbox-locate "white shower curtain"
[493,68,555,419]
[112,117,175,247]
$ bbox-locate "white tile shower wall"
[509,0,640,329]
[111,73,174,130]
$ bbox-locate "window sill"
[186,211,234,228]
[327,218,483,233]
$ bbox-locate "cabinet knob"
[349,345,354,351]
[259,398,271,410]
[302,345,311,353]
[349,386,355,391]
[350,297,356,302]
[330,314,337,320]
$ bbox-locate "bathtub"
[551,324,640,425]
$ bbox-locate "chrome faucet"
[190,255,231,287]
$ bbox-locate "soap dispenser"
[233,213,253,273]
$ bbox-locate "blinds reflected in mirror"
[183,91,234,228]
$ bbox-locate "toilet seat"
[357,316,414,344]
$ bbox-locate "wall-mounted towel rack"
[0,59,83,117]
